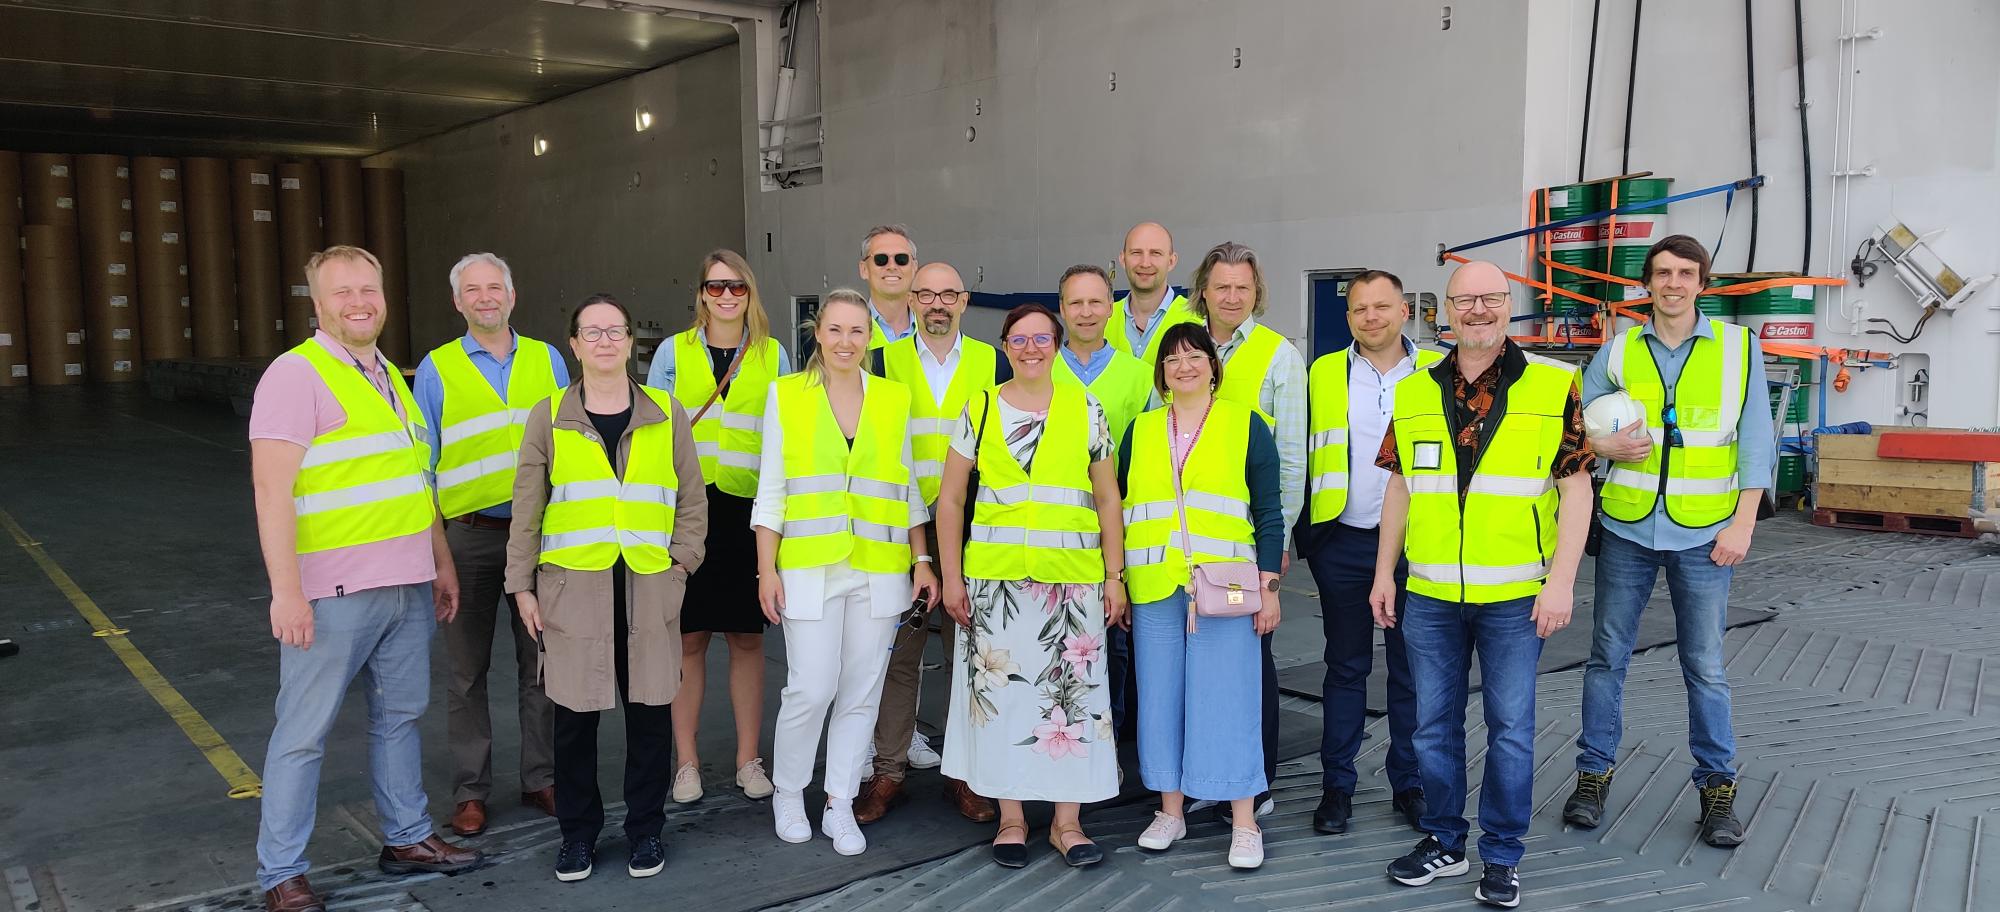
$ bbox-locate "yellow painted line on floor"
[1,508,263,799]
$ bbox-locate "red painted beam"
[1878,432,2000,462]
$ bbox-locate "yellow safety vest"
[1106,292,1200,363]
[881,334,998,505]
[1054,345,1152,450]
[1213,321,1289,426]
[1598,320,1751,528]
[538,386,682,574]
[667,330,783,498]
[774,372,916,573]
[1306,345,1444,523]
[1122,398,1259,605]
[289,341,435,554]
[430,336,559,518]
[1393,353,1575,603]
[965,383,1104,583]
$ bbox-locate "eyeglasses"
[577,326,628,342]
[1446,292,1510,311]
[1161,353,1208,368]
[871,252,912,267]
[702,280,749,298]
[915,289,963,305]
[1661,404,1685,448]
[1005,333,1055,350]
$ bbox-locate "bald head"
[1121,222,1178,298]
[1445,260,1512,355]
[1446,260,1509,297]
[913,262,968,338]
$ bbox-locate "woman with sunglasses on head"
[1119,322,1285,870]
[645,250,793,807]
[507,294,708,882]
[754,289,938,856]
[934,303,1127,869]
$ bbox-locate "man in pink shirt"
[248,246,481,912]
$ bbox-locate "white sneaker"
[1228,826,1265,869]
[736,758,774,800]
[822,799,867,855]
[671,762,703,804]
[1136,811,1187,851]
[907,731,943,770]
[773,790,811,843]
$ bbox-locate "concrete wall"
[369,43,746,354]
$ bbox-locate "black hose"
[1621,0,1643,175]
[1578,0,1602,182]
[1744,0,1760,271]
[1794,0,1813,273]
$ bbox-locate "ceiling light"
[533,134,550,157]
[634,107,653,132]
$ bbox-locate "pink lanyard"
[1168,401,1213,481]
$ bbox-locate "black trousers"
[551,565,674,844]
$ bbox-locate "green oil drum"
[1776,454,1805,495]
[1697,273,1743,320]
[1543,182,1604,316]
[1605,177,1673,302]
[1735,273,1816,342]
[1766,355,1813,425]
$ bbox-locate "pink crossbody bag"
[1168,405,1262,630]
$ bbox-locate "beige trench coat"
[505,379,708,712]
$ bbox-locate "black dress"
[681,343,766,634]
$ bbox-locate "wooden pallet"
[1812,507,1980,538]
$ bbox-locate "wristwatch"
[1264,577,1281,592]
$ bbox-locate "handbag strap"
[1166,401,1214,589]
[689,339,749,425]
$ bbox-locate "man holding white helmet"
[1564,234,1774,849]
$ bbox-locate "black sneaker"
[628,835,665,878]
[1698,775,1745,847]
[1313,790,1353,834]
[1392,787,1428,832]
[1563,769,1614,828]
[1475,863,1521,908]
[1387,836,1469,885]
[555,840,594,882]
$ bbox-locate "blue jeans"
[1306,522,1420,795]
[1577,530,1738,783]
[1132,588,1267,801]
[257,583,437,891]
[1401,592,1544,867]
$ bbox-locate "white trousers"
[771,561,902,799]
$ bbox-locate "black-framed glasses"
[1446,291,1510,311]
[871,252,912,267]
[1005,333,1055,350]
[702,280,749,298]
[577,326,628,342]
[1661,404,1685,448]
[915,289,963,305]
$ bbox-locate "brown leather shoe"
[946,779,998,823]
[449,800,487,837]
[852,776,906,824]
[263,875,324,912]
[378,833,484,876]
[521,786,557,818]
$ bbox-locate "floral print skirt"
[940,576,1120,804]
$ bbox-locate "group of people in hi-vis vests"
[247,226,1764,912]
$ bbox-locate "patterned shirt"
[1376,342,1595,489]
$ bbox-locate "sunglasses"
[702,280,749,298]
[871,253,912,267]
[1661,404,1685,448]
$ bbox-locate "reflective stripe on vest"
[881,335,998,505]
[1107,292,1200,364]
[1121,398,1259,605]
[1054,346,1152,449]
[289,341,435,554]
[1393,353,1575,603]
[1213,322,1288,427]
[667,331,782,497]
[1306,346,1444,523]
[538,386,681,573]
[964,383,1104,583]
[1598,320,1749,528]
[431,336,558,518]
[774,372,916,573]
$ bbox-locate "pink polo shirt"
[248,331,437,601]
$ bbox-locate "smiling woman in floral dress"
[936,298,1128,869]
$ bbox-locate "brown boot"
[378,833,484,875]
[852,776,906,824]
[262,875,324,912]
[448,800,487,837]
[521,786,557,818]
[946,779,998,823]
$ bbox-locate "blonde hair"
[305,245,385,299]
[803,288,870,387]
[1187,241,1269,319]
[688,248,771,352]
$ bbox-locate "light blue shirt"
[1581,318,1775,551]
[414,330,571,519]
[1060,342,1117,385]
[870,302,916,346]
[1116,286,1183,358]
[643,326,794,392]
